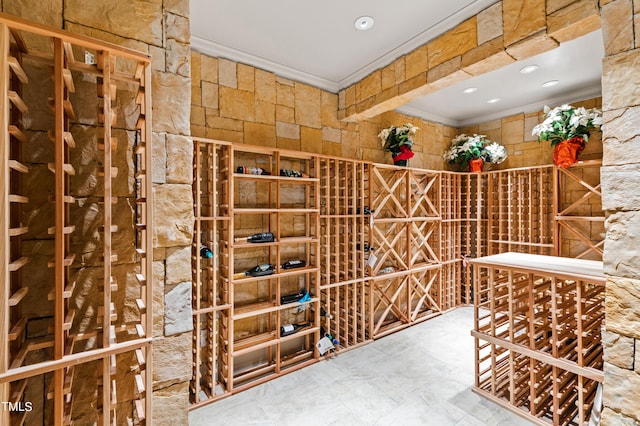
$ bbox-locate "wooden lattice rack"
[190,140,604,409]
[470,253,604,426]
[1,13,152,425]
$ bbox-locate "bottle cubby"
[1,13,152,425]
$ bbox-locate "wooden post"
[0,22,11,426]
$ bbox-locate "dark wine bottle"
[280,259,306,270]
[356,206,374,215]
[279,169,308,178]
[200,244,213,258]
[280,289,308,305]
[280,322,311,337]
[234,232,275,244]
[356,243,374,252]
[233,264,274,279]
[236,166,271,175]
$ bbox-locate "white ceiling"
[190,0,604,127]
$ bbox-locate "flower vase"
[553,136,585,169]
[469,158,484,173]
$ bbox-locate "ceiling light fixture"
[463,87,478,94]
[542,80,559,87]
[487,98,500,104]
[520,65,538,74]
[354,16,374,31]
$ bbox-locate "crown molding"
[396,84,602,129]
[192,0,499,93]
[191,35,340,92]
[394,106,459,127]
[336,0,499,89]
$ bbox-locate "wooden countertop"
[469,252,605,283]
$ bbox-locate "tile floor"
[189,307,532,425]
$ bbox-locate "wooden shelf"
[1,14,153,425]
[233,173,318,183]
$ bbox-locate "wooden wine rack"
[471,253,604,426]
[368,165,442,337]
[191,141,321,405]
[0,13,152,425]
[191,141,604,410]
[553,160,604,260]
[319,158,372,350]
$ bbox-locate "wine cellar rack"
[191,142,321,405]
[191,137,605,424]
[0,13,152,425]
[470,253,604,426]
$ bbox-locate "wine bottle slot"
[280,289,309,305]
[279,169,308,178]
[234,232,275,244]
[281,259,306,270]
[234,264,275,279]
[236,166,271,175]
[280,322,311,337]
[200,245,213,258]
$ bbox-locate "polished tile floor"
[189,307,532,425]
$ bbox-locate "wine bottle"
[236,166,271,175]
[279,169,308,178]
[200,244,213,258]
[280,289,308,305]
[280,322,311,337]
[234,232,275,244]
[356,243,374,252]
[233,264,275,279]
[280,259,306,270]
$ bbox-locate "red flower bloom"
[393,145,414,161]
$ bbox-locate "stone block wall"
[338,0,601,121]
[190,51,457,169]
[1,1,193,424]
[600,0,640,423]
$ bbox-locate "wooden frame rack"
[0,13,152,425]
[553,160,604,260]
[190,139,604,410]
[470,253,604,426]
[191,141,321,405]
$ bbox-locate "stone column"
[600,0,640,423]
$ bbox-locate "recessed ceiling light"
[463,87,477,94]
[542,80,559,87]
[520,65,538,74]
[354,16,374,31]
[487,98,500,104]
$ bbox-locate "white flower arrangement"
[378,123,419,152]
[443,134,507,166]
[532,104,603,146]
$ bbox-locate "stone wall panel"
[601,0,634,56]
[153,184,194,247]
[502,0,546,46]
[428,17,477,68]
[602,50,640,112]
[547,0,600,43]
[605,276,640,338]
[166,134,193,184]
[64,0,163,46]
[477,2,503,44]
[152,71,191,135]
[602,107,640,166]
[603,330,635,369]
[603,363,640,421]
